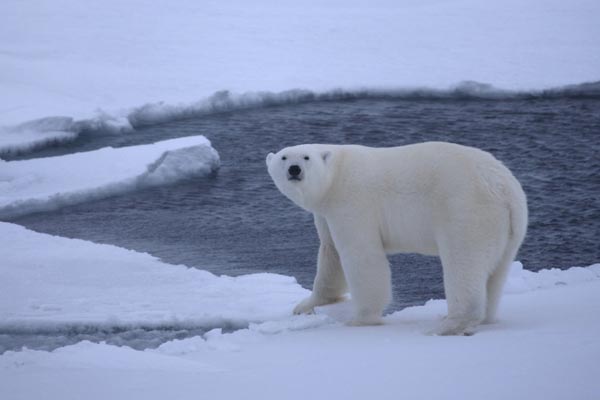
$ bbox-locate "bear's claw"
[427,318,478,336]
[292,296,317,315]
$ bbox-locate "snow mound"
[0,136,220,219]
[0,222,308,335]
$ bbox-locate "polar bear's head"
[266,144,335,212]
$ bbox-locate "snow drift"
[0,136,220,219]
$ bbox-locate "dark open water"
[3,94,600,351]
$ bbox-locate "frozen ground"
[1,0,599,153]
[1,222,599,399]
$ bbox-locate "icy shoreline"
[2,81,600,158]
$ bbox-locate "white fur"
[266,142,527,335]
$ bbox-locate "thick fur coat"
[266,142,527,335]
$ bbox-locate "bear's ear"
[266,152,274,165]
[321,151,332,163]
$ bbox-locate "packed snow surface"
[0,223,599,399]
[0,222,307,332]
[0,136,220,219]
[1,0,599,146]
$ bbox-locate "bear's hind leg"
[484,249,516,324]
[432,206,510,335]
[293,216,348,315]
[433,250,489,336]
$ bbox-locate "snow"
[0,219,598,399]
[0,222,306,333]
[1,0,599,152]
[1,0,599,398]
[0,222,599,399]
[0,136,220,219]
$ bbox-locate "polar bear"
[266,142,527,335]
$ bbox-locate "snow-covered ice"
[0,220,599,399]
[0,136,219,219]
[6,83,600,158]
[0,222,306,333]
[1,0,599,152]
[1,0,599,398]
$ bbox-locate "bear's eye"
[281,156,287,161]
[304,156,310,161]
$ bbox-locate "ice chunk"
[0,222,308,335]
[0,136,220,219]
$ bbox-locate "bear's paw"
[293,296,318,315]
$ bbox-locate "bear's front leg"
[293,216,348,315]
[330,220,391,326]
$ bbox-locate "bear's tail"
[485,173,528,323]
[506,176,528,255]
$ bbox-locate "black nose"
[288,165,302,176]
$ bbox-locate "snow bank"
[0,136,220,219]
[0,224,598,400]
[1,0,598,130]
[0,222,307,334]
[105,81,600,129]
